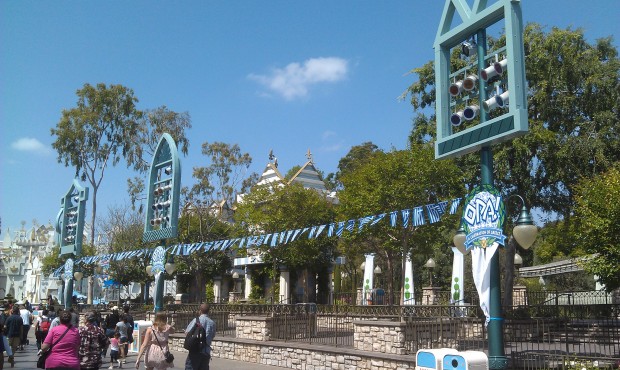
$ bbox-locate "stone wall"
[353,320,407,355]
[169,335,416,370]
[235,316,272,341]
[167,315,417,369]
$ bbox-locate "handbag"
[153,327,174,364]
[37,325,71,369]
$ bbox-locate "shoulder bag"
[153,326,174,364]
[37,325,71,369]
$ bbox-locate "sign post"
[434,1,528,368]
[58,179,88,309]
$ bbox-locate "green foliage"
[234,181,337,272]
[189,142,252,206]
[572,166,620,291]
[401,24,620,277]
[51,83,142,246]
[98,204,150,286]
[41,244,97,276]
[338,144,465,293]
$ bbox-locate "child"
[109,332,121,369]
[0,323,15,369]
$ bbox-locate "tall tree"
[51,83,141,246]
[98,204,150,297]
[402,24,620,220]
[338,144,464,301]
[125,106,192,211]
[189,142,253,206]
[571,166,620,291]
[401,25,620,298]
[234,181,337,302]
[324,142,380,190]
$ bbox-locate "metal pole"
[478,28,507,370]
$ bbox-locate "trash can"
[129,320,152,353]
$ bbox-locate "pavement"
[9,330,280,370]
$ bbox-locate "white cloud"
[249,57,349,100]
[11,137,52,155]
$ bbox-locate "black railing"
[150,292,620,369]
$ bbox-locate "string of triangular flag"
[53,197,462,276]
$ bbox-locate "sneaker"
[108,366,114,369]
[118,359,123,368]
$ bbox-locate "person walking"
[3,308,22,355]
[134,312,175,370]
[109,332,121,369]
[79,312,109,370]
[115,315,129,364]
[0,323,15,369]
[18,305,33,350]
[34,309,52,350]
[41,310,80,370]
[122,307,134,345]
[104,307,120,338]
[183,304,215,370]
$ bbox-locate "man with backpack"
[34,309,51,350]
[184,303,215,370]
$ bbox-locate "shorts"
[120,336,128,344]
[110,349,119,361]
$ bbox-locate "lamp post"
[424,258,436,287]
[514,252,523,281]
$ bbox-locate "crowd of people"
[0,302,215,370]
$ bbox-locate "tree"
[234,181,337,303]
[571,166,620,291]
[175,213,234,302]
[324,142,380,190]
[338,144,464,302]
[98,204,150,300]
[51,83,141,246]
[401,24,620,297]
[189,142,253,206]
[402,25,620,220]
[125,106,192,211]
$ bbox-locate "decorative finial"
[306,149,313,162]
[269,149,275,161]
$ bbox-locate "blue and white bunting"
[401,209,411,228]
[412,207,425,226]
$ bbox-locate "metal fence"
[157,300,620,369]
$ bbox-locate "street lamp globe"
[374,266,382,274]
[424,258,436,269]
[514,252,523,267]
[165,260,176,274]
[146,265,153,276]
[232,271,240,280]
[513,205,538,249]
[74,271,83,281]
[360,262,366,270]
[453,226,467,254]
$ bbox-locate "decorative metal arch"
[143,133,181,242]
[59,179,88,256]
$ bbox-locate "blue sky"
[1,0,618,235]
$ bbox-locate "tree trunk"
[503,237,516,307]
[90,185,98,247]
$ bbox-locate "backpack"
[39,317,50,332]
[183,317,206,352]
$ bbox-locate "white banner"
[362,254,375,305]
[450,247,465,305]
[471,243,499,324]
[403,254,415,305]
